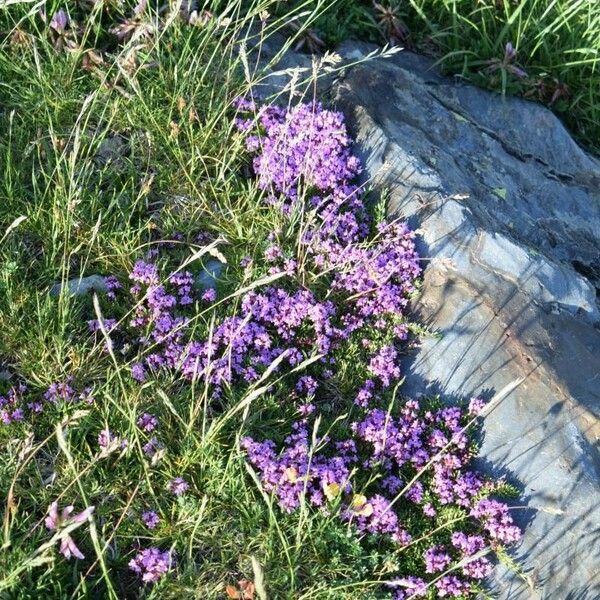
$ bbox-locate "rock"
[329,44,600,599]
[257,38,600,598]
[94,134,128,169]
[195,258,225,290]
[50,275,108,297]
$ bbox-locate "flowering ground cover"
[0,2,521,598]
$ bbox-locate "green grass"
[0,2,383,597]
[312,0,600,152]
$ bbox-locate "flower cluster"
[102,101,420,408]
[167,477,190,497]
[241,423,357,512]
[129,547,175,583]
[0,381,92,427]
[237,99,421,334]
[83,101,419,430]
[239,101,361,200]
[471,498,522,544]
[244,398,521,598]
[177,287,342,390]
[0,383,29,425]
[142,511,160,529]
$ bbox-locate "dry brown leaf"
[169,120,180,139]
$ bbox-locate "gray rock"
[257,39,600,598]
[94,134,128,169]
[330,47,600,599]
[50,275,108,297]
[195,258,225,290]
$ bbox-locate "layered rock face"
[259,38,600,598]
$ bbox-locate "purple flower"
[468,396,486,416]
[264,245,282,262]
[242,422,355,514]
[462,556,493,580]
[98,428,115,449]
[354,380,375,408]
[45,502,94,560]
[237,102,361,198]
[386,576,427,598]
[343,494,411,545]
[104,275,122,301]
[44,381,75,403]
[137,413,158,432]
[201,288,216,303]
[167,477,189,496]
[368,345,400,388]
[49,9,68,34]
[483,42,528,80]
[451,531,486,556]
[143,437,162,458]
[296,375,318,396]
[142,510,160,529]
[382,475,403,495]
[434,575,471,597]
[298,402,315,416]
[471,498,521,544]
[130,260,159,287]
[424,544,452,573]
[405,481,424,504]
[504,41,517,61]
[131,362,147,382]
[98,429,128,453]
[88,318,118,333]
[129,547,174,583]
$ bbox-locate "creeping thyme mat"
[0,89,521,597]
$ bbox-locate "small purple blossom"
[98,428,115,449]
[471,498,521,544]
[434,575,471,597]
[424,544,452,574]
[143,437,162,458]
[296,375,318,396]
[44,381,75,403]
[142,510,160,529]
[129,547,174,583]
[462,556,493,580]
[167,477,189,496]
[201,288,216,303]
[104,275,122,301]
[386,576,427,598]
[131,362,147,382]
[264,245,282,262]
[468,396,486,416]
[49,9,68,34]
[137,413,158,432]
[368,346,400,388]
[130,260,159,287]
